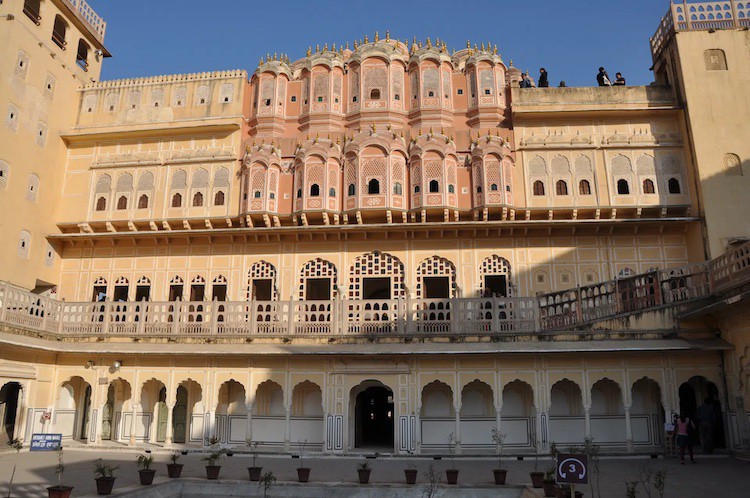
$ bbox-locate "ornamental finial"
[307,46,312,57]
[386,30,390,41]
[315,44,320,53]
[323,43,328,52]
[493,44,498,55]
[364,34,369,43]
[466,40,471,49]
[426,37,432,48]
[375,31,379,42]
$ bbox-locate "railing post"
[102,300,111,335]
[450,298,458,335]
[491,296,500,333]
[57,302,65,335]
[137,300,146,335]
[731,0,740,28]
[171,299,180,336]
[652,270,663,306]
[405,294,413,335]
[575,288,583,324]
[683,1,692,30]
[397,296,405,334]
[0,281,10,322]
[41,296,49,332]
[249,299,257,336]
[533,297,542,332]
[210,298,218,336]
[287,298,295,336]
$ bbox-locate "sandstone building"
[1,0,750,456]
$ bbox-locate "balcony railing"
[60,0,106,43]
[651,1,750,57]
[2,241,748,340]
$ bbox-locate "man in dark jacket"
[697,397,718,453]
[597,67,612,86]
[539,68,549,88]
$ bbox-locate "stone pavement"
[0,448,747,497]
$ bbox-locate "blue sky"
[90,0,673,87]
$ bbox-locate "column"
[164,404,175,446]
[284,405,292,452]
[536,405,547,450]
[453,402,462,455]
[624,404,634,452]
[584,404,591,439]
[129,401,138,446]
[415,403,422,454]
[90,404,106,444]
[245,402,254,445]
[494,403,503,453]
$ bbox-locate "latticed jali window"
[348,251,406,299]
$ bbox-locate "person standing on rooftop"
[614,72,627,86]
[538,68,549,88]
[597,67,612,86]
[520,72,535,88]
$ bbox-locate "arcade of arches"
[0,351,732,453]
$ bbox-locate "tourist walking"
[614,72,626,85]
[697,397,718,454]
[676,414,696,464]
[597,67,612,86]
[539,68,549,88]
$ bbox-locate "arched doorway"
[352,381,394,450]
[679,376,725,449]
[0,382,21,444]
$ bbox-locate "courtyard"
[1,448,748,497]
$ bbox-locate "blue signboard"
[30,434,62,451]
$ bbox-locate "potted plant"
[202,448,227,480]
[404,450,418,485]
[357,461,372,484]
[93,459,119,496]
[530,439,544,488]
[167,453,184,478]
[491,428,507,485]
[259,470,276,498]
[247,442,263,481]
[296,439,311,483]
[47,446,73,498]
[136,454,156,485]
[445,432,459,485]
[543,466,557,497]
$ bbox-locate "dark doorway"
[679,377,725,449]
[252,279,272,300]
[80,385,92,440]
[212,284,227,301]
[0,382,21,444]
[190,284,205,302]
[355,386,394,449]
[484,275,508,297]
[92,285,107,302]
[173,386,188,444]
[169,284,183,301]
[113,285,128,302]
[363,277,391,300]
[135,285,150,302]
[305,278,331,300]
[423,276,449,298]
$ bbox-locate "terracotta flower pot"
[297,467,311,482]
[248,466,263,481]
[358,469,371,484]
[167,463,183,478]
[494,469,508,485]
[139,469,156,485]
[543,479,557,497]
[47,486,73,498]
[404,468,418,484]
[445,469,459,484]
[95,477,116,495]
[205,465,221,480]
[530,471,545,488]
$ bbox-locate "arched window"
[214,191,225,205]
[578,180,591,195]
[297,188,302,199]
[429,180,439,193]
[171,193,182,208]
[415,185,421,193]
[668,178,681,194]
[533,180,545,196]
[137,194,149,209]
[428,91,435,97]
[52,16,68,49]
[368,179,380,194]
[448,184,455,193]
[477,186,482,193]
[96,197,106,211]
[617,179,630,194]
[393,183,403,195]
[192,192,203,207]
[370,89,381,100]
[328,187,336,197]
[555,180,568,195]
[347,183,355,196]
[76,40,90,71]
[642,179,655,194]
[490,184,498,191]
[254,191,262,198]
[117,196,127,210]
[310,184,320,197]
